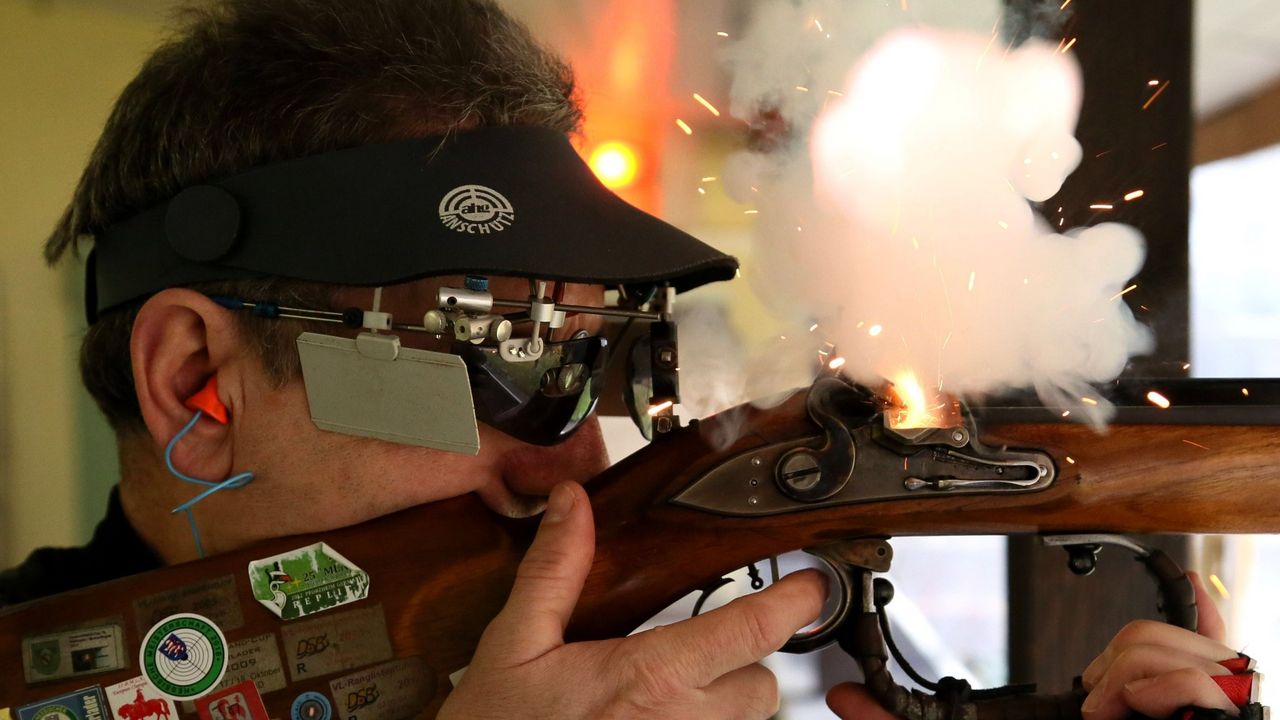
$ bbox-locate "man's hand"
[438,481,828,720]
[825,572,1241,720]
[1078,572,1239,720]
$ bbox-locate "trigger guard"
[780,554,855,654]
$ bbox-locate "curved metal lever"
[774,377,864,501]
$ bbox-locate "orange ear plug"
[183,376,229,424]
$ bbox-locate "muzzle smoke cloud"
[693,0,1151,427]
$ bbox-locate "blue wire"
[164,410,255,558]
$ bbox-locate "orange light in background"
[588,141,640,189]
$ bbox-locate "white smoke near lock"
[694,1,1152,428]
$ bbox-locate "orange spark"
[828,356,847,370]
[795,85,810,92]
[1142,81,1170,110]
[1243,387,1250,397]
[1081,397,1098,406]
[1090,203,1114,210]
[743,209,759,215]
[1209,574,1231,599]
[716,31,729,37]
[1066,456,1076,464]
[1109,284,1138,301]
[647,400,674,416]
[1146,391,1171,409]
[1182,439,1210,451]
[868,324,883,337]
[1060,0,1071,8]
[675,118,693,135]
[1060,37,1077,53]
[1124,189,1145,201]
[886,371,957,429]
[693,93,721,117]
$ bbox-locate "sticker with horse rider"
[139,614,228,701]
[133,576,244,635]
[193,680,269,720]
[105,676,178,720]
[247,543,370,620]
[22,623,126,684]
[15,686,108,720]
[290,692,332,720]
[281,605,392,681]
[328,658,433,720]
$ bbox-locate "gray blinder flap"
[296,331,480,455]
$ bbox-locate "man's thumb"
[483,481,596,663]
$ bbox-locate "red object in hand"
[1212,671,1256,706]
[1219,655,1256,674]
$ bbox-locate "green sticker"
[248,543,370,620]
[140,613,229,701]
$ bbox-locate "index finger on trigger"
[633,569,828,689]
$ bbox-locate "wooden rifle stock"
[3,379,1279,716]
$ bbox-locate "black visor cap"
[88,126,739,322]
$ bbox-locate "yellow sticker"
[2,708,13,720]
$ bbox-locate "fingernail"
[1081,682,1105,714]
[1123,677,1155,694]
[544,483,576,524]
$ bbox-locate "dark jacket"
[0,487,161,606]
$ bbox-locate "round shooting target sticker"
[291,691,333,720]
[139,613,228,700]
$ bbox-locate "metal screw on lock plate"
[778,453,823,494]
[656,347,677,368]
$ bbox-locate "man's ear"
[131,288,241,466]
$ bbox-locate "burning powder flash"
[719,9,1150,428]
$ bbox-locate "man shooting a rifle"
[0,1,1254,718]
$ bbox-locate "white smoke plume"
[705,1,1151,427]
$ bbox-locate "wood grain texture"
[3,391,1278,714]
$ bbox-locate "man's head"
[46,0,583,434]
[46,0,734,561]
